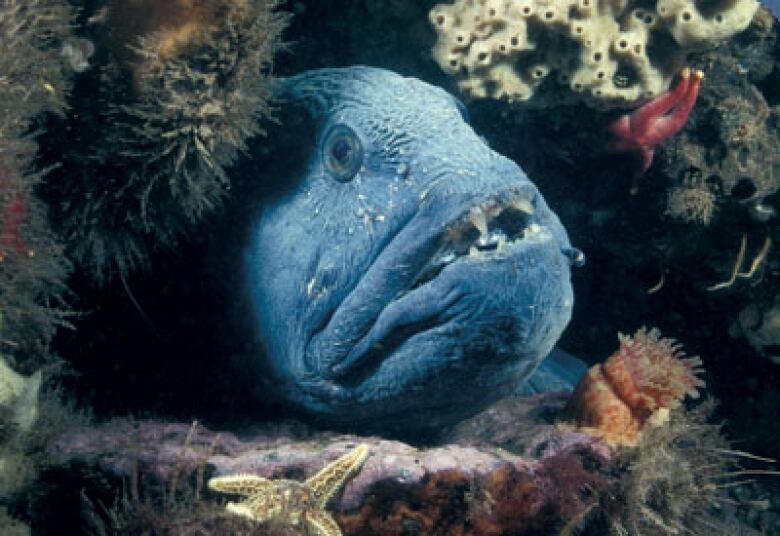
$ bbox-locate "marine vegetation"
[76,421,263,535]
[0,7,102,529]
[0,383,91,535]
[0,0,75,367]
[244,66,581,431]
[42,0,289,280]
[664,177,718,225]
[599,401,775,535]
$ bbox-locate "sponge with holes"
[429,0,758,108]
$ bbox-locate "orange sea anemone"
[566,327,704,447]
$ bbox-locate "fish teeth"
[487,204,503,219]
[523,223,542,240]
[469,206,488,237]
[512,197,534,215]
[438,251,456,264]
[477,230,507,248]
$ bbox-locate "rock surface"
[41,393,614,534]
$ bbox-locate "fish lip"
[304,185,553,382]
[329,233,560,382]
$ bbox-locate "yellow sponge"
[430,0,758,108]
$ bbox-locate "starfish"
[608,67,703,195]
[208,443,369,536]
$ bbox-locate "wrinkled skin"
[246,67,579,429]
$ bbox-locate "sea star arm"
[305,444,370,508]
[606,68,703,194]
[207,474,272,496]
[305,510,343,536]
[629,146,656,195]
[642,69,703,146]
[226,501,262,521]
[629,68,691,136]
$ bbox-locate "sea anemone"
[565,327,704,447]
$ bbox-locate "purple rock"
[44,393,614,533]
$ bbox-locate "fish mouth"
[305,186,567,387]
[409,195,539,292]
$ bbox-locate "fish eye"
[323,124,363,181]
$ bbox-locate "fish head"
[246,67,579,429]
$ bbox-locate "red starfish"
[608,67,703,194]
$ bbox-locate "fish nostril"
[562,247,586,267]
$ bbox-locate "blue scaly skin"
[246,67,581,430]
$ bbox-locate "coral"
[665,177,717,225]
[209,444,369,535]
[446,392,572,452]
[608,68,703,193]
[429,0,757,108]
[30,401,769,534]
[565,327,704,447]
[45,0,289,279]
[336,436,610,535]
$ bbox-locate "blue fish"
[245,67,582,430]
[763,0,780,18]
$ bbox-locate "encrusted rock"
[43,395,612,534]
